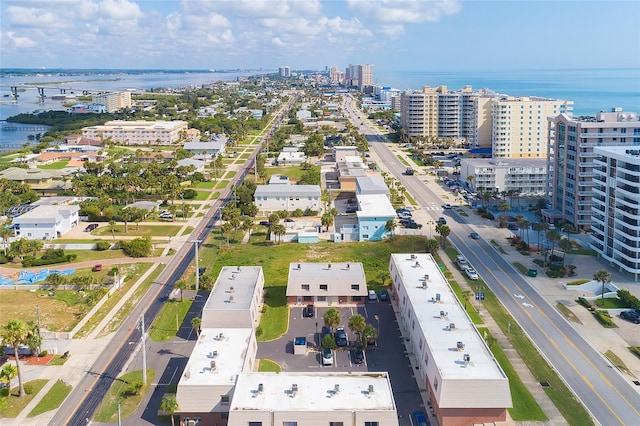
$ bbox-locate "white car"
[465,267,479,280]
[322,347,334,365]
[368,290,378,301]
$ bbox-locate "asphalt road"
[51,94,298,425]
[344,97,640,425]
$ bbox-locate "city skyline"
[1,0,639,71]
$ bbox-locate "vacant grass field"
[28,379,72,417]
[149,298,193,342]
[93,225,181,238]
[192,190,211,201]
[1,379,48,418]
[94,370,155,422]
[192,181,217,189]
[38,161,69,169]
[265,166,304,182]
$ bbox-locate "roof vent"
[334,384,340,394]
[290,384,298,397]
[297,263,301,269]
[328,264,331,269]
[231,273,236,280]
[435,293,441,302]
[449,323,456,330]
[457,341,465,351]
[211,350,218,358]
[415,261,420,267]
[346,263,350,270]
[210,360,216,371]
[237,266,241,272]
[258,383,264,394]
[440,310,445,318]
[424,274,429,281]
[229,286,234,293]
[368,384,374,394]
[422,281,427,289]
[464,354,471,365]
[411,254,416,260]
[219,332,224,340]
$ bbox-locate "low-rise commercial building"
[286,262,367,306]
[590,146,640,280]
[389,253,512,426]
[356,194,396,241]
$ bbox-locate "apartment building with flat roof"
[459,157,547,195]
[389,253,512,426]
[286,262,368,305]
[91,91,132,112]
[544,109,640,230]
[81,120,188,145]
[591,146,640,280]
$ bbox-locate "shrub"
[40,350,48,356]
[291,209,304,217]
[577,297,592,309]
[95,241,111,251]
[617,289,640,310]
[546,270,564,278]
[23,256,68,267]
[567,279,590,286]
[182,189,198,199]
[118,237,152,258]
[0,253,8,264]
[255,326,263,337]
[303,208,318,216]
[593,310,616,327]
[66,254,77,262]
[24,382,34,395]
[41,248,64,260]
[630,346,640,359]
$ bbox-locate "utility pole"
[190,239,202,292]
[140,314,147,385]
[117,401,121,426]
[36,305,41,354]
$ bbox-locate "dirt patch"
[26,354,55,365]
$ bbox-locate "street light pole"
[190,239,202,292]
[117,401,121,426]
[140,314,147,385]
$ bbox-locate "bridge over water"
[0,84,109,101]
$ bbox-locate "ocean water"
[1,68,638,148]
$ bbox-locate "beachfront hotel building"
[590,146,640,280]
[459,157,547,196]
[544,108,640,231]
[389,253,512,426]
[177,265,400,425]
[398,87,572,155]
[81,120,188,145]
[91,91,132,112]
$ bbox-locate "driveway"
[256,300,425,425]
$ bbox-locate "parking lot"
[256,297,427,425]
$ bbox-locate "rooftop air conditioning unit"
[258,383,264,394]
[237,266,241,272]
[464,354,471,362]
[422,281,427,289]
[328,264,332,270]
[210,360,216,371]
[411,254,416,260]
[449,323,456,330]
[457,341,465,351]
[334,384,340,394]
[368,385,374,394]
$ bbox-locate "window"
[283,422,297,426]
[329,423,344,426]
[302,284,310,291]
[320,284,328,291]
[249,422,262,426]
[221,394,230,404]
[317,296,326,302]
[351,284,359,291]
[364,423,379,426]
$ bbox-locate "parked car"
[259,220,270,226]
[412,410,429,426]
[465,267,479,280]
[403,206,414,212]
[469,232,480,239]
[303,305,314,318]
[346,206,357,213]
[322,347,334,365]
[368,290,378,301]
[92,264,102,272]
[84,223,98,232]
[379,289,389,301]
[442,204,452,209]
[352,348,365,364]
[284,218,295,223]
[507,223,519,231]
[406,222,423,229]
[620,310,640,324]
[455,255,468,269]
[437,217,447,225]
[159,212,173,219]
[335,327,348,347]
[399,218,414,226]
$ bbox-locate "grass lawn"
[178,226,194,237]
[226,170,237,179]
[395,155,410,166]
[1,379,48,418]
[265,166,304,182]
[239,153,250,159]
[149,299,193,342]
[192,181,217,189]
[215,179,230,189]
[62,248,131,263]
[49,355,68,365]
[604,350,634,377]
[207,236,426,340]
[258,359,282,372]
[477,328,547,421]
[95,264,163,337]
[594,298,627,309]
[28,380,72,417]
[192,190,211,201]
[94,370,155,423]
[38,161,69,169]
[93,225,181,238]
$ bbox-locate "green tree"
[46,272,67,288]
[321,212,334,232]
[108,219,117,242]
[191,317,202,338]
[119,208,133,234]
[174,279,188,302]
[435,224,450,249]
[545,229,561,260]
[25,321,41,357]
[347,314,366,347]
[271,223,287,244]
[532,222,549,253]
[362,323,378,345]
[424,238,439,255]
[558,238,572,267]
[0,363,17,388]
[593,269,611,308]
[323,307,341,331]
[1,319,30,396]
[384,219,396,237]
[161,396,180,426]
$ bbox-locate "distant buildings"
[544,108,640,230]
[0,167,74,196]
[590,146,640,280]
[91,91,132,113]
[81,120,188,145]
[389,253,512,426]
[398,85,573,156]
[459,158,547,196]
[13,204,79,240]
[279,66,291,77]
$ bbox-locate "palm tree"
[323,307,341,331]
[321,212,334,232]
[384,219,396,237]
[562,223,576,243]
[120,208,133,234]
[191,317,202,338]
[424,238,439,255]
[272,224,287,244]
[1,319,30,396]
[160,395,180,426]
[320,189,331,212]
[174,279,188,302]
[558,238,572,267]
[435,224,450,249]
[220,222,234,245]
[532,222,549,253]
[182,203,192,222]
[362,323,378,345]
[347,314,366,347]
[461,290,472,310]
[466,175,475,191]
[108,219,117,242]
[593,269,611,308]
[546,229,561,261]
[498,202,510,228]
[0,363,17,388]
[1,226,12,256]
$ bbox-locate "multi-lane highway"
[344,96,640,425]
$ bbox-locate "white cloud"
[165,12,182,32]
[6,31,38,48]
[380,24,405,38]
[4,6,70,28]
[346,0,461,24]
[98,0,143,20]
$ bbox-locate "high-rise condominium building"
[491,96,573,158]
[357,64,374,91]
[399,86,440,138]
[590,146,640,280]
[91,91,132,113]
[278,66,291,77]
[544,108,640,231]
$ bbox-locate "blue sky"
[1,0,639,71]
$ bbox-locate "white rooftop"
[356,194,396,218]
[205,266,262,313]
[230,372,396,412]
[391,253,506,381]
[180,327,253,387]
